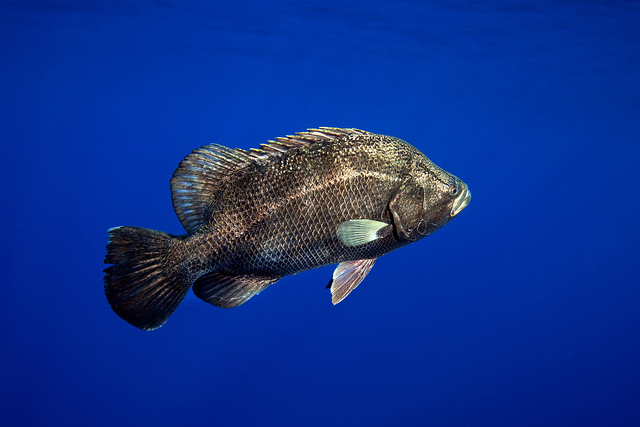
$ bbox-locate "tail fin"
[104,226,190,330]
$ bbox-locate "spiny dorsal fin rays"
[170,128,370,233]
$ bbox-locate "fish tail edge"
[104,226,190,331]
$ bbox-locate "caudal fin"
[104,226,190,330]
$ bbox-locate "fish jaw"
[451,183,471,217]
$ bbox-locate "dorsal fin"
[170,144,254,232]
[170,128,370,232]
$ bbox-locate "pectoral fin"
[337,219,391,247]
[328,258,376,304]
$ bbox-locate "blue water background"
[1,1,639,426]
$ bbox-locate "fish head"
[389,160,470,242]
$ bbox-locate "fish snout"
[451,183,471,217]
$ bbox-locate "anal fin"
[328,259,376,304]
[193,270,280,308]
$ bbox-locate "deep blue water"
[2,1,639,426]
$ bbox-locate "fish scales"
[104,128,470,330]
[200,134,408,274]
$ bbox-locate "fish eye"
[449,186,459,197]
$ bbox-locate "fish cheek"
[388,182,425,242]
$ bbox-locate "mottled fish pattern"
[104,128,470,330]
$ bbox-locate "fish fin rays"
[170,144,254,232]
[337,219,391,247]
[193,270,280,308]
[103,226,191,331]
[171,128,371,233]
[329,258,376,304]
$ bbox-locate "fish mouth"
[451,184,471,217]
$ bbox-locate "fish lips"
[451,184,471,217]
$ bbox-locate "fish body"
[104,128,470,330]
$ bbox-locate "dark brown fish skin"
[185,131,451,273]
[104,128,470,330]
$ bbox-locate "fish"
[104,127,470,330]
